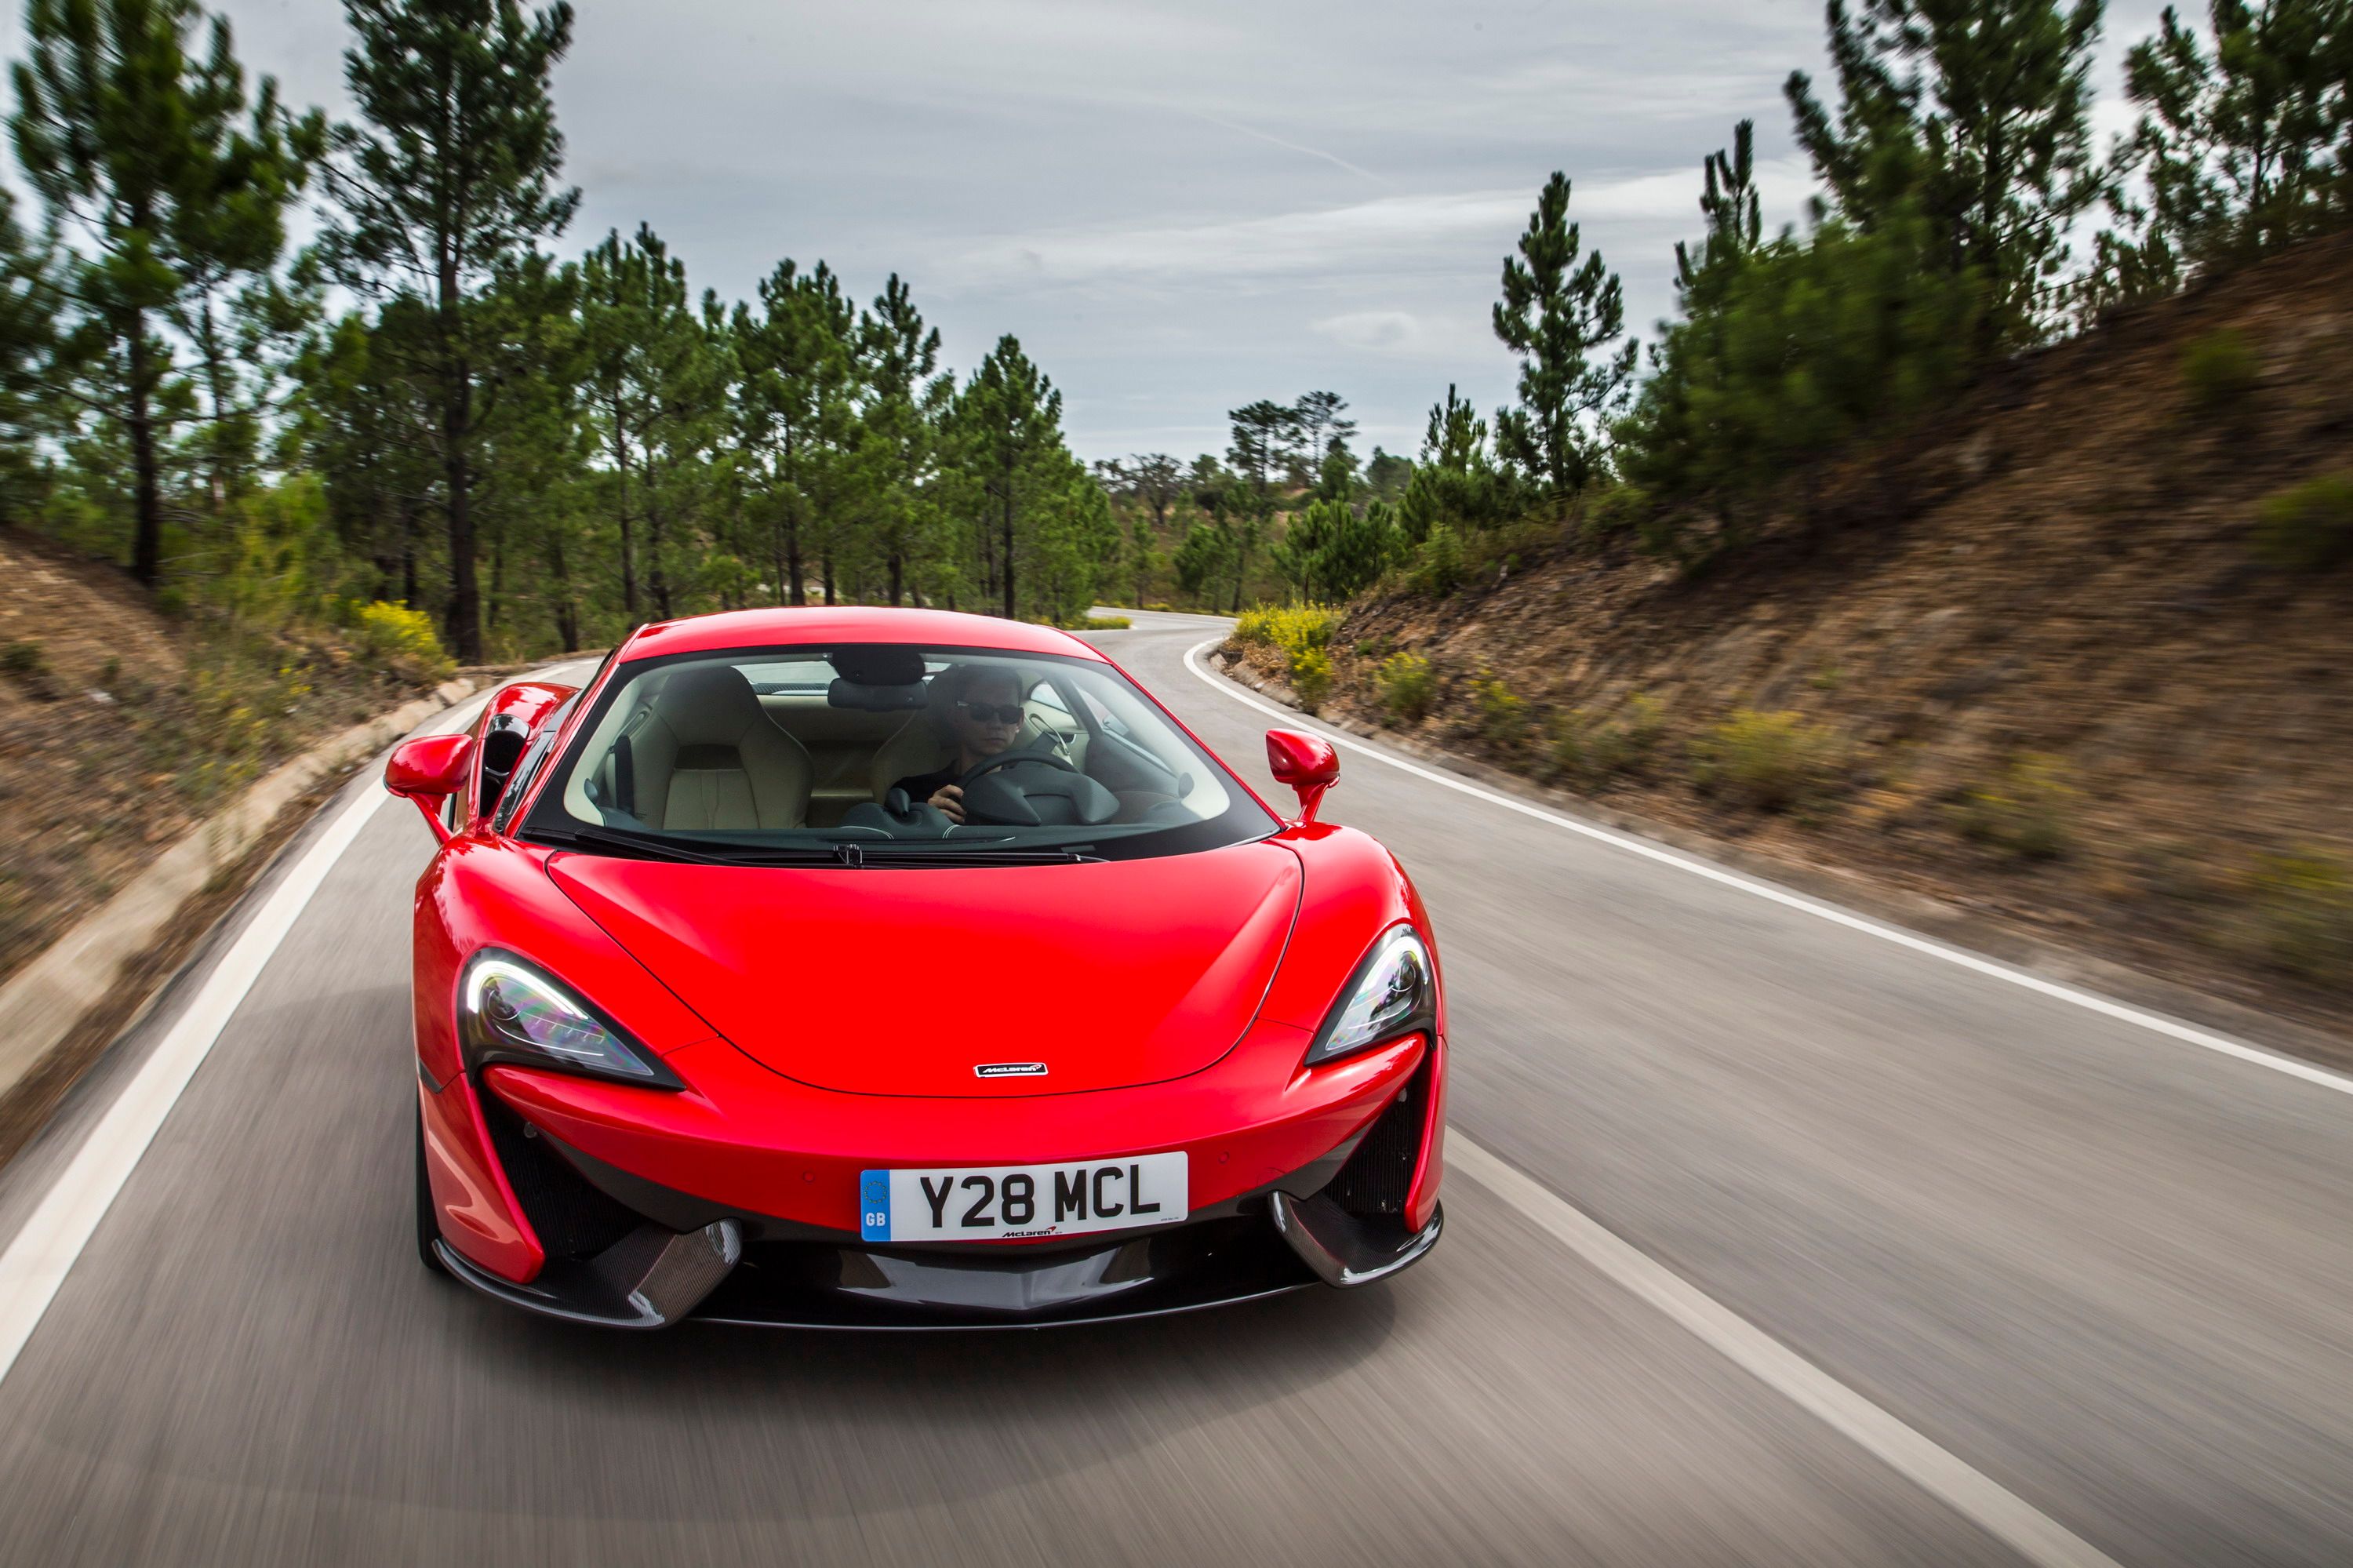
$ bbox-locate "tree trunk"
[821,548,836,606]
[611,406,637,615]
[125,311,163,588]
[548,527,578,650]
[444,402,481,662]
[887,549,904,606]
[400,498,419,607]
[439,247,483,663]
[199,296,232,515]
[1001,467,1017,620]
[785,497,805,606]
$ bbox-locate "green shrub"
[1550,693,1665,784]
[2253,472,2353,571]
[353,600,454,679]
[1288,647,1333,710]
[1071,613,1130,631]
[2247,851,2353,983]
[1471,673,1527,748]
[0,639,45,676]
[1579,483,1650,541]
[1234,603,1343,658]
[1958,753,2078,860]
[1689,708,1846,810]
[1377,652,1437,725]
[1410,523,1464,596]
[2181,328,2260,415]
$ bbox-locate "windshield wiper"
[844,843,1103,866]
[531,825,838,866]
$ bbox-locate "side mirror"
[385,733,475,843]
[1265,729,1339,825]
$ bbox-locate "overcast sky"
[0,0,2177,462]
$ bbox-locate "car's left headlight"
[458,949,683,1089]
[1305,926,1436,1065]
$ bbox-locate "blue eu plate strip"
[859,1170,890,1242]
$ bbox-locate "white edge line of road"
[1180,634,2353,1101]
[1446,1141,2122,1568]
[1178,626,2130,1568]
[0,685,500,1388]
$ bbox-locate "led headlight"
[458,951,682,1089]
[1305,926,1435,1065]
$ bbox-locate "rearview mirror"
[1264,729,1339,825]
[385,733,475,843]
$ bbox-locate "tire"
[415,1096,449,1275]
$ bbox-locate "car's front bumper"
[418,1023,1446,1329]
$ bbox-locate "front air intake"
[1322,1058,1429,1217]
[480,1090,642,1259]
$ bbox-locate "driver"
[893,665,1027,825]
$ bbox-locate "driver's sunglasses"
[958,700,1025,726]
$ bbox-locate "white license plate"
[860,1153,1188,1242]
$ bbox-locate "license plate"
[859,1153,1188,1242]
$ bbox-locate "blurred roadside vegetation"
[1209,0,2353,1010]
[0,0,1131,693]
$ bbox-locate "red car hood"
[547,844,1302,1097]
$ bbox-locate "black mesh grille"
[479,1091,642,1259]
[1323,1062,1428,1217]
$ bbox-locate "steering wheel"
[960,749,1078,788]
[956,748,1096,827]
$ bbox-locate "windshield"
[521,642,1273,863]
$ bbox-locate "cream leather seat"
[632,664,813,830]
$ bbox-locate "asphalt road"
[1,609,2350,1566]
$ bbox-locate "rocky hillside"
[1284,234,2353,1034]
[0,529,439,986]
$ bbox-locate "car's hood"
[546,844,1302,1097]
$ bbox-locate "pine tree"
[1225,400,1297,607]
[1787,0,2105,347]
[1675,120,1766,300]
[950,335,1062,620]
[1293,390,1356,464]
[576,226,721,620]
[855,273,948,606]
[2102,0,2352,296]
[733,257,856,606]
[325,0,580,661]
[1492,173,1637,494]
[13,0,319,582]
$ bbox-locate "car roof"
[613,606,1107,664]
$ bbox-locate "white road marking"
[1182,635,2353,1099]
[1450,1138,2123,1568]
[0,689,497,1387]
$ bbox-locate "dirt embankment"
[1289,235,2353,1034]
[0,529,437,987]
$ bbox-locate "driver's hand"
[927,784,966,824]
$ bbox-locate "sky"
[0,0,2180,463]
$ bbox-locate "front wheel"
[415,1095,448,1275]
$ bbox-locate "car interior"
[551,646,1230,843]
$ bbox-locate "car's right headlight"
[458,949,682,1089]
[1304,926,1436,1066]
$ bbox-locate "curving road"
[2,609,2351,1565]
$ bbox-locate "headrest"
[828,678,929,711]
[659,663,763,743]
[828,645,926,687]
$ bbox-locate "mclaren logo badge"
[973,1061,1049,1078]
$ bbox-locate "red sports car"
[388,607,1445,1328]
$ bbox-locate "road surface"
[1,609,2349,1566]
